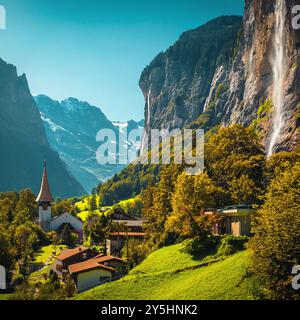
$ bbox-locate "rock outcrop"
[140,16,242,132]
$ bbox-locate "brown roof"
[92,255,124,263]
[112,219,144,227]
[110,232,145,237]
[68,260,115,275]
[56,247,91,261]
[36,161,54,203]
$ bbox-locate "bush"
[216,235,248,257]
[12,274,25,286]
[182,236,220,259]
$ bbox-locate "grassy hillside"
[130,242,218,275]
[76,244,254,300]
[0,294,13,300]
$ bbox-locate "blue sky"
[0,0,244,121]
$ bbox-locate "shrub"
[216,235,248,257]
[12,273,25,286]
[182,236,220,259]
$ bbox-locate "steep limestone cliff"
[221,0,300,153]
[140,0,300,153]
[139,16,243,132]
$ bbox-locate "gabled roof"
[56,246,91,261]
[112,219,144,227]
[36,161,54,203]
[68,260,115,275]
[51,212,82,223]
[92,255,124,264]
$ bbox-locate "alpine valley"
[1,0,300,303]
[34,95,144,193]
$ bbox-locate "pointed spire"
[36,160,54,203]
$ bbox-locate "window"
[82,253,88,260]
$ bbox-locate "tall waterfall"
[140,89,151,154]
[267,0,287,157]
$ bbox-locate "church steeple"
[36,160,54,203]
[36,161,53,231]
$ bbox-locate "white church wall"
[50,212,83,233]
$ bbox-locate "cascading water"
[140,89,151,154]
[267,0,287,157]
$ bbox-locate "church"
[36,161,83,234]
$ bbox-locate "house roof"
[204,206,258,217]
[112,219,144,227]
[51,212,83,224]
[36,161,54,203]
[109,232,145,237]
[92,255,124,264]
[56,247,91,261]
[68,260,115,275]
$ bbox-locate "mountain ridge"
[35,94,144,193]
[0,58,85,198]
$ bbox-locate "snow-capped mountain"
[35,95,144,193]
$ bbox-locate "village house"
[68,255,124,292]
[106,231,145,256]
[91,254,125,272]
[52,245,125,291]
[68,260,115,292]
[205,205,257,237]
[53,246,98,277]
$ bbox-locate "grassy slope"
[0,294,13,300]
[130,243,217,275]
[32,245,66,265]
[76,244,254,300]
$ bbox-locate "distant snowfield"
[35,94,144,193]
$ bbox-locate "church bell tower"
[36,161,54,231]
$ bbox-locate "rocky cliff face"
[140,16,243,132]
[35,95,144,193]
[220,0,300,153]
[140,0,300,153]
[0,59,85,198]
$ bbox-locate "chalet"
[91,254,125,272]
[104,214,145,255]
[106,231,145,255]
[205,205,257,237]
[68,255,124,292]
[69,260,115,292]
[110,212,133,220]
[53,246,98,277]
[111,219,144,232]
